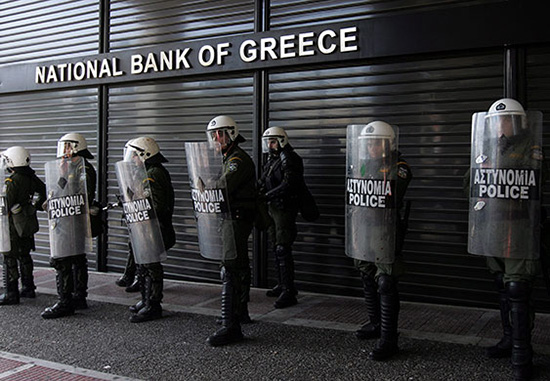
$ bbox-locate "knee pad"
[377,274,396,295]
[506,281,531,302]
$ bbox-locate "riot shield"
[184,141,236,261]
[468,110,543,259]
[345,124,397,263]
[45,157,92,258]
[115,160,167,264]
[0,166,11,253]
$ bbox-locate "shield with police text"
[468,110,543,259]
[0,166,11,253]
[185,141,236,261]
[45,157,92,258]
[345,124,397,263]
[115,160,167,264]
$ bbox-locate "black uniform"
[354,153,412,361]
[258,143,304,308]
[207,140,256,347]
[42,156,96,318]
[0,166,46,305]
[129,158,175,323]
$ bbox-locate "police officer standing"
[345,121,412,361]
[121,137,175,323]
[42,133,96,319]
[0,147,46,305]
[204,115,256,347]
[258,127,303,308]
[466,98,545,381]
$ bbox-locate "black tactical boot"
[72,255,88,310]
[42,265,75,319]
[207,268,243,347]
[486,273,512,358]
[117,247,137,287]
[41,294,74,319]
[274,245,298,309]
[508,281,533,381]
[129,268,146,313]
[125,278,140,293]
[130,276,162,323]
[356,272,381,340]
[0,258,20,305]
[115,274,134,287]
[266,284,283,297]
[266,253,283,297]
[19,255,36,298]
[369,275,399,361]
[0,281,20,305]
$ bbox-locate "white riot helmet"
[485,98,527,137]
[57,132,94,159]
[358,121,397,159]
[1,146,30,168]
[262,126,289,153]
[124,136,167,163]
[206,115,240,144]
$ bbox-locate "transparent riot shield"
[45,157,92,259]
[468,111,543,259]
[184,141,236,261]
[0,166,10,253]
[115,160,167,264]
[345,124,397,263]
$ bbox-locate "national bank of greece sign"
[35,27,358,85]
[0,22,364,94]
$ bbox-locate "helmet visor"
[57,141,75,158]
[123,145,146,162]
[262,137,280,153]
[485,114,525,138]
[359,138,392,161]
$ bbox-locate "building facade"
[1,0,550,310]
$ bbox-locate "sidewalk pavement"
[1,267,550,380]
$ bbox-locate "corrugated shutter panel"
[527,44,550,312]
[106,77,254,282]
[109,0,254,51]
[269,0,503,28]
[0,89,99,267]
[0,0,99,64]
[268,52,506,308]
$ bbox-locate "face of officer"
[496,116,514,138]
[367,139,386,159]
[210,129,232,151]
[267,138,279,153]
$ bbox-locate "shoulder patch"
[531,147,544,161]
[228,161,239,172]
[398,166,409,179]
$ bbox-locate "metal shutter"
[0,0,99,64]
[0,89,99,267]
[109,0,255,51]
[526,44,550,311]
[268,51,506,308]
[269,0,502,28]
[106,76,254,282]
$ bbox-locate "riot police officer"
[121,137,175,323]
[0,147,46,305]
[42,133,96,319]
[258,127,303,308]
[346,121,412,361]
[466,98,545,381]
[205,115,256,346]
